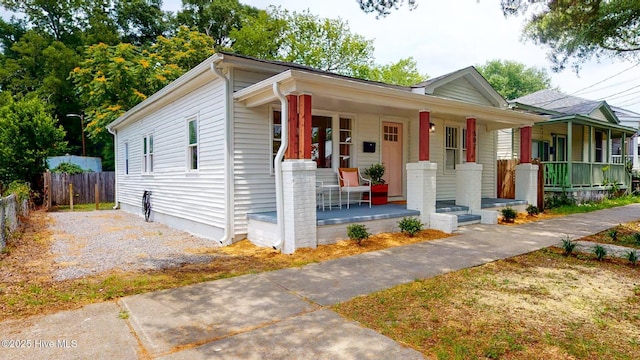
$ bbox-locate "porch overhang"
[234,70,544,130]
[544,115,637,136]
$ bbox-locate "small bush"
[608,228,618,241]
[561,236,576,256]
[3,181,31,202]
[633,233,640,245]
[51,162,86,174]
[347,224,370,246]
[398,217,423,237]
[626,250,638,266]
[593,244,607,261]
[526,204,539,216]
[500,207,517,223]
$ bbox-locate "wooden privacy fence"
[44,171,115,208]
[497,159,517,199]
[497,159,545,210]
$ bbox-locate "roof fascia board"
[544,115,637,133]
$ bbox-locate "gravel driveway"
[49,210,222,280]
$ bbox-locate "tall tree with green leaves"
[0,95,67,186]
[476,59,553,100]
[353,57,427,86]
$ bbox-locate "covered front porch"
[537,117,636,193]
[247,198,526,247]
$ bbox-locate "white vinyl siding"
[589,109,608,122]
[432,77,493,106]
[115,76,227,233]
[479,124,497,198]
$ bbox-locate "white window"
[124,142,129,175]
[462,128,467,164]
[143,134,153,174]
[445,126,459,171]
[339,117,352,168]
[272,110,282,168]
[188,118,198,170]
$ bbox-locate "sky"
[167,0,640,113]
[1,1,638,113]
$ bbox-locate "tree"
[353,57,427,86]
[0,0,82,43]
[0,95,67,186]
[230,8,376,77]
[70,28,214,167]
[357,1,640,71]
[114,0,169,45]
[476,59,552,100]
[176,0,259,48]
[506,0,640,71]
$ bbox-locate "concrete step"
[436,204,469,214]
[457,213,481,226]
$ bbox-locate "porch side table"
[322,184,340,211]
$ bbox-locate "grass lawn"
[50,202,116,211]
[547,195,640,215]
[334,248,640,359]
[579,221,640,250]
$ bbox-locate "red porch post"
[419,111,430,161]
[286,94,298,159]
[298,94,312,159]
[466,117,476,163]
[520,126,532,163]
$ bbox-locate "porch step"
[436,204,469,215]
[457,213,481,226]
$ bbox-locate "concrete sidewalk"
[2,204,639,359]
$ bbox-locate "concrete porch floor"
[247,198,526,226]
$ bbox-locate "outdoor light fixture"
[430,122,436,133]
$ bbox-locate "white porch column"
[281,160,317,254]
[515,163,539,207]
[633,135,639,170]
[456,163,483,211]
[406,162,437,227]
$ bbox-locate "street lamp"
[66,112,86,157]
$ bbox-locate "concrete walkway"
[2,204,639,359]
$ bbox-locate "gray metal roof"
[512,89,602,116]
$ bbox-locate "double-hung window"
[339,117,352,168]
[445,126,459,171]
[188,118,198,170]
[143,134,153,174]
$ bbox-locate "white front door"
[382,122,403,197]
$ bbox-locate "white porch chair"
[338,168,371,209]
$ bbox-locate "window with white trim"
[143,134,153,174]
[339,117,352,168]
[272,110,282,167]
[188,118,198,170]
[124,142,129,175]
[445,126,459,171]
[462,128,467,164]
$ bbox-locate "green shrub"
[593,244,607,261]
[626,250,638,266]
[545,192,575,209]
[561,236,576,256]
[608,228,619,241]
[51,162,85,174]
[398,217,423,237]
[347,224,370,246]
[500,207,517,223]
[633,233,640,245]
[526,204,539,216]
[3,181,31,202]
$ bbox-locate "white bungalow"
[106,52,544,253]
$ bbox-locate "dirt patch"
[0,210,451,319]
[499,211,559,225]
[335,249,640,358]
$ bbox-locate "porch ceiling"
[233,70,545,130]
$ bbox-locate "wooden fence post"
[69,183,74,211]
[95,183,99,210]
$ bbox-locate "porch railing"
[544,162,627,189]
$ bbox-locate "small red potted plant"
[364,163,388,205]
